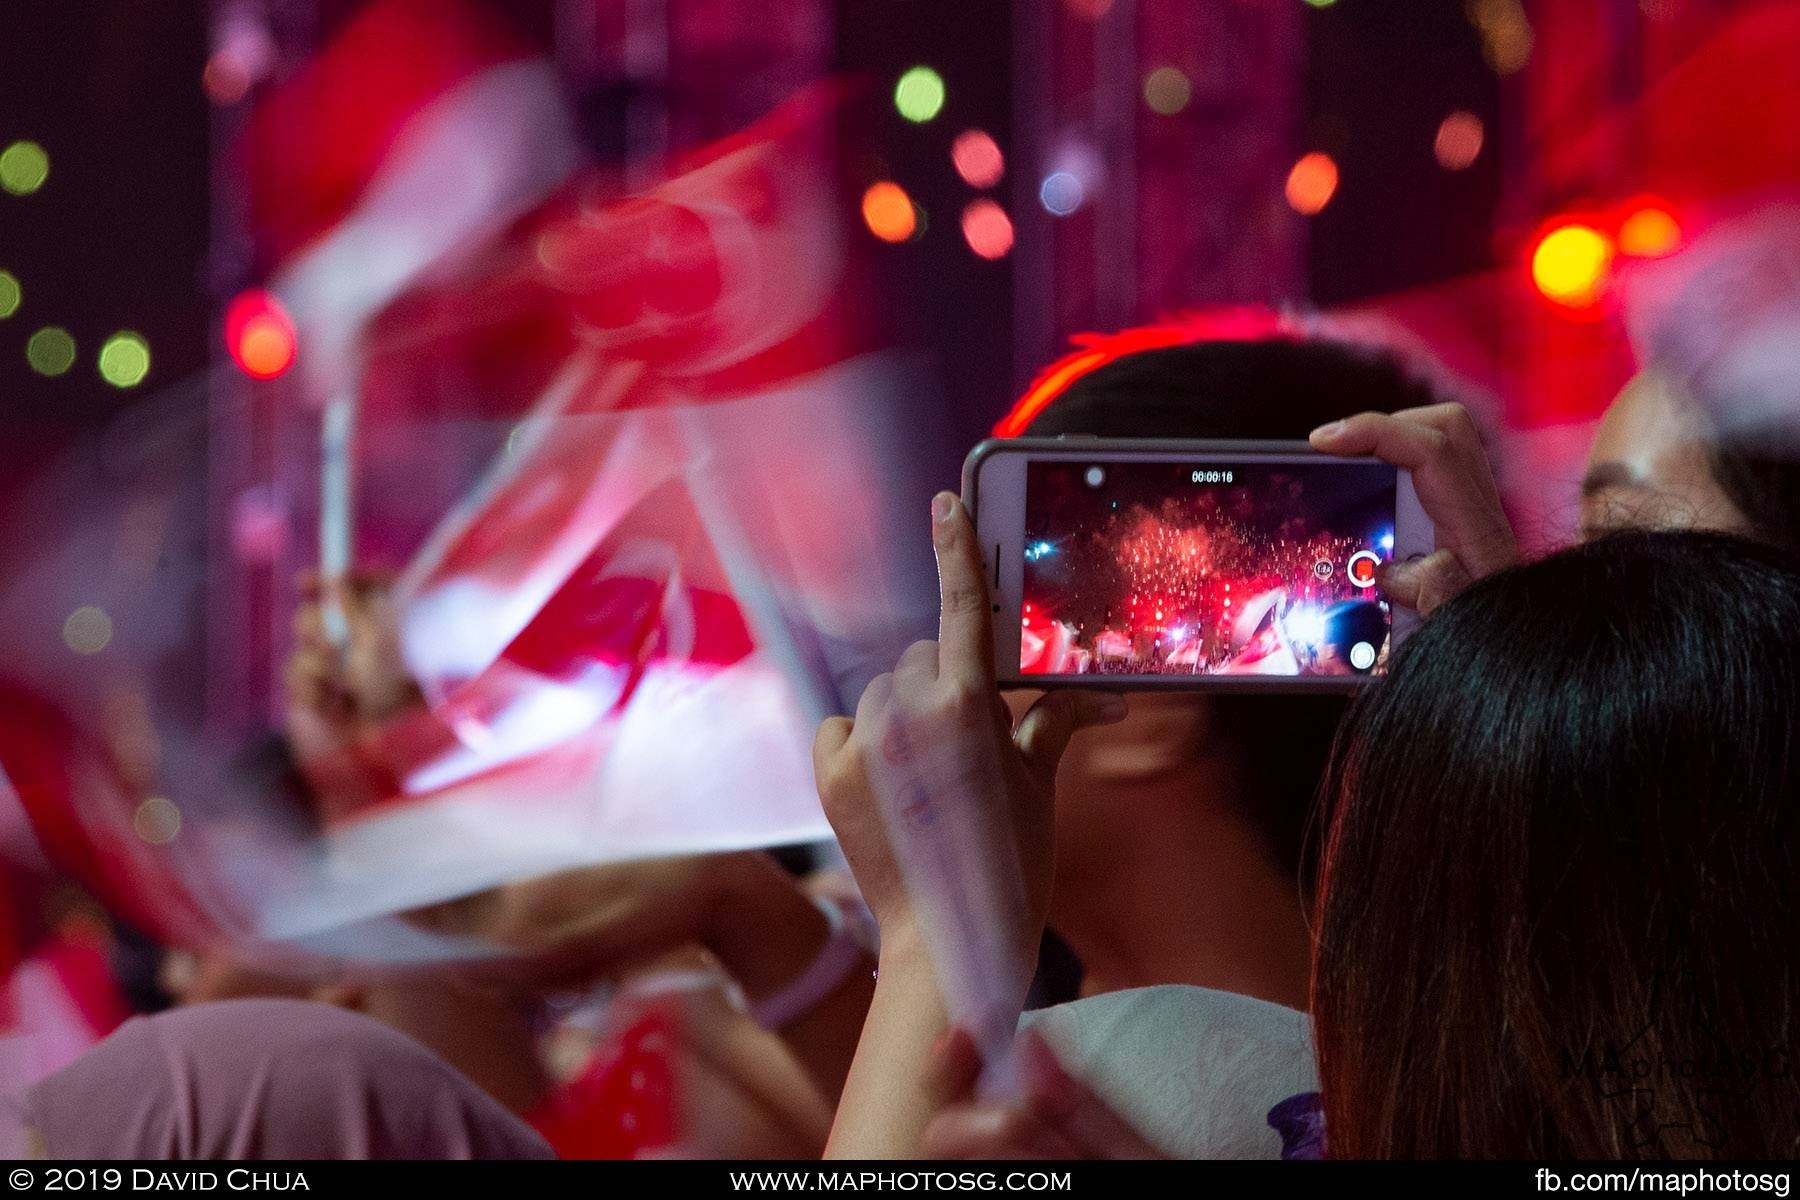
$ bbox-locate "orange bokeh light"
[1285,152,1339,216]
[1619,206,1681,258]
[861,181,917,243]
[1531,223,1614,308]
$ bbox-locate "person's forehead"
[1587,370,1718,488]
[1580,459,1648,497]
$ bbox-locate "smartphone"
[963,438,1433,690]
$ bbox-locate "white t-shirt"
[1016,984,1316,1159]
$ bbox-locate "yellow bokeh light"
[1143,67,1193,116]
[99,331,152,388]
[0,270,18,319]
[27,326,77,376]
[0,141,49,196]
[1531,224,1614,307]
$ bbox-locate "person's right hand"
[284,570,421,737]
[1309,402,1518,616]
[283,570,424,818]
[920,1028,1165,1159]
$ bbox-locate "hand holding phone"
[964,438,1435,690]
[1308,403,1517,613]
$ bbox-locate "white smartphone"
[963,437,1434,690]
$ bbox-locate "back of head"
[22,998,553,1160]
[1014,316,1459,878]
[1315,530,1800,1158]
[1013,328,1448,442]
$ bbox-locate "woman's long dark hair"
[1313,530,1800,1158]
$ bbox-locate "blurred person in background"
[149,574,877,1157]
[15,998,553,1159]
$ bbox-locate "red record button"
[1346,550,1381,589]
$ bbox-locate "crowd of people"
[6,211,1800,1162]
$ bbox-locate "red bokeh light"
[224,289,298,380]
[961,199,1015,260]
[951,130,1005,189]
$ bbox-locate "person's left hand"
[921,1028,1166,1159]
[811,493,1127,973]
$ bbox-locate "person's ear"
[309,978,370,1012]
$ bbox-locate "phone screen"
[1020,457,1396,678]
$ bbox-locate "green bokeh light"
[894,67,946,124]
[0,271,18,319]
[0,141,50,196]
[99,331,151,388]
[27,326,76,376]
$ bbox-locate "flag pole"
[319,392,357,648]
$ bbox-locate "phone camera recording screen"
[1021,459,1396,678]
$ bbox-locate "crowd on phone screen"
[4,206,1800,1161]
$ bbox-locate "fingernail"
[1310,420,1345,442]
[932,492,957,523]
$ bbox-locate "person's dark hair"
[1314,530,1800,1158]
[1023,326,1458,878]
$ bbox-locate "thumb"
[1378,549,1473,618]
[1014,690,1128,782]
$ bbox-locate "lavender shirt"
[19,999,553,1160]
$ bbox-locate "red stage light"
[1619,205,1681,258]
[1530,222,1614,309]
[224,289,297,379]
